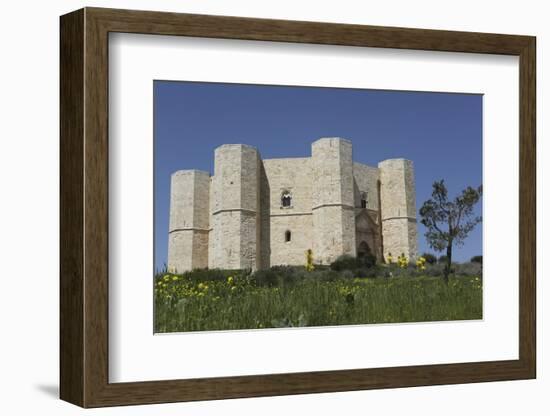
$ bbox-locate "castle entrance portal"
[357,241,372,258]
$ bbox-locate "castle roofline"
[312,137,352,145]
[378,158,414,166]
[263,156,310,162]
[171,169,210,177]
[214,143,258,152]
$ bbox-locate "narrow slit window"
[285,230,291,242]
[361,192,367,209]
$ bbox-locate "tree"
[419,180,482,283]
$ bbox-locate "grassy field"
[154,266,482,333]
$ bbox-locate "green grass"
[154,269,482,333]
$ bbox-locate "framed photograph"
[60,7,536,407]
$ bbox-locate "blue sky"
[154,81,482,271]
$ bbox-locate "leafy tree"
[419,180,482,283]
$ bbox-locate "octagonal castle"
[168,138,418,272]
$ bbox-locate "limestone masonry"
[168,138,418,272]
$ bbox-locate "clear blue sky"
[154,81,482,271]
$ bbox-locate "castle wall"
[167,170,210,272]
[262,158,314,266]
[378,158,418,261]
[263,158,313,214]
[353,162,380,211]
[269,215,314,266]
[168,139,418,271]
[311,138,356,264]
[209,144,260,270]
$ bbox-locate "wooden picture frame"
[60,7,536,408]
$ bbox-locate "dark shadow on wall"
[259,162,271,269]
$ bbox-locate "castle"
[168,137,418,272]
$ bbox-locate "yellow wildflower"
[305,249,315,272]
[416,257,427,271]
[397,253,408,268]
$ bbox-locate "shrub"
[312,268,342,282]
[424,262,446,277]
[421,253,437,265]
[271,265,302,285]
[454,262,482,277]
[391,263,421,278]
[340,270,355,280]
[438,255,448,264]
[360,253,377,268]
[470,255,483,264]
[252,265,310,287]
[330,255,359,271]
[330,254,376,272]
[356,266,383,278]
[251,268,279,287]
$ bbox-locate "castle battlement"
[168,137,418,272]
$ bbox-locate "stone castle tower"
[168,138,417,272]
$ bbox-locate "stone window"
[285,230,291,242]
[281,190,292,208]
[360,192,367,209]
